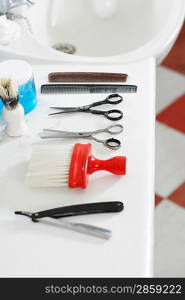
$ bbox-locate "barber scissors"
[41,124,123,150]
[49,94,123,121]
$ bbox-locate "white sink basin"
[0,0,184,63]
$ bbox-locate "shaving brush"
[0,78,28,136]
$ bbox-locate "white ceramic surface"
[0,59,155,277]
[0,0,184,63]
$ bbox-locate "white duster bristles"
[25,144,73,187]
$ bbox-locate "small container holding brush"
[0,59,37,115]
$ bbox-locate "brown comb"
[48,72,128,83]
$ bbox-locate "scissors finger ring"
[105,110,123,121]
[104,138,121,150]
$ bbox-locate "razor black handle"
[31,201,123,220]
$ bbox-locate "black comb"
[41,84,137,94]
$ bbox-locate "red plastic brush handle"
[87,155,126,175]
[69,143,92,189]
[69,143,126,189]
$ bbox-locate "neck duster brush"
[26,143,126,188]
[0,78,28,136]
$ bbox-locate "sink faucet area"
[0,0,184,63]
[0,0,34,15]
[0,0,34,46]
[0,0,185,283]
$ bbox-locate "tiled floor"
[155,200,185,277]
[154,22,185,277]
[162,23,185,75]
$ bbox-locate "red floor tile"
[156,93,185,133]
[155,194,163,206]
[162,22,185,75]
[168,182,185,208]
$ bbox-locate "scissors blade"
[42,129,91,138]
[49,107,80,116]
[41,135,85,139]
[43,129,73,133]
[50,106,79,110]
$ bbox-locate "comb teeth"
[41,84,137,94]
[25,144,73,187]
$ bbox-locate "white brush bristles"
[0,77,18,109]
[25,144,73,187]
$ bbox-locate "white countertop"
[0,58,155,277]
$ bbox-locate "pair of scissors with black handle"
[49,93,123,121]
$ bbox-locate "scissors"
[49,94,123,121]
[41,124,123,150]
